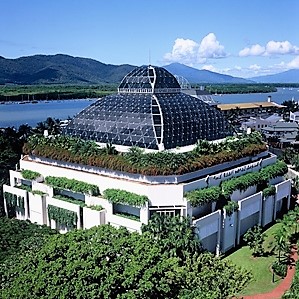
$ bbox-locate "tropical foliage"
[224,200,239,216]
[22,132,267,176]
[21,169,41,181]
[186,186,222,207]
[45,176,99,196]
[103,188,148,207]
[4,192,25,217]
[185,161,288,207]
[262,185,276,198]
[0,223,251,299]
[0,217,57,263]
[243,225,266,257]
[47,204,78,228]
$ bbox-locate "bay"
[215,87,299,104]
[0,98,96,128]
[0,88,299,128]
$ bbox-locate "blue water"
[216,87,299,104]
[0,98,97,128]
[0,88,299,128]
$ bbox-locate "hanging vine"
[47,204,78,228]
[4,192,25,214]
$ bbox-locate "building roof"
[64,65,231,150]
[217,101,285,111]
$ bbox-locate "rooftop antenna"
[149,49,151,66]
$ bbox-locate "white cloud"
[287,56,299,68]
[239,44,265,57]
[249,64,261,71]
[266,40,299,55]
[198,33,227,59]
[164,33,226,65]
[163,38,198,65]
[201,64,216,72]
[239,40,299,57]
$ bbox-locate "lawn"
[226,223,284,296]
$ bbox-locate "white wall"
[237,192,262,243]
[221,210,237,252]
[108,214,142,232]
[193,210,221,254]
[231,185,257,202]
[46,196,81,232]
[28,193,47,225]
[262,195,274,226]
[3,184,28,220]
[83,207,105,229]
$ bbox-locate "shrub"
[103,189,148,207]
[45,176,99,196]
[272,260,287,278]
[21,170,41,181]
[263,185,276,198]
[224,201,239,216]
[185,186,222,207]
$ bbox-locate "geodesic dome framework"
[64,65,230,150]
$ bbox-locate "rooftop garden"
[22,132,267,176]
[185,160,288,208]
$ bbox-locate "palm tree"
[18,124,32,141]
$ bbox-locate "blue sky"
[1,0,298,78]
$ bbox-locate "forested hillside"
[0,54,135,84]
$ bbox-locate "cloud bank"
[164,33,227,65]
[239,40,299,57]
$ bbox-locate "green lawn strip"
[225,223,283,296]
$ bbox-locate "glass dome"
[64,65,231,150]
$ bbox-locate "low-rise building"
[2,66,292,256]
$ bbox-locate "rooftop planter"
[103,189,148,207]
[23,133,267,177]
[185,186,222,207]
[21,169,42,182]
[53,194,87,208]
[185,161,288,206]
[45,176,99,196]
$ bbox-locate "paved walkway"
[240,247,298,299]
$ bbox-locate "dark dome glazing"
[64,65,231,150]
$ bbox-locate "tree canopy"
[0,223,251,299]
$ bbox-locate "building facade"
[2,66,292,255]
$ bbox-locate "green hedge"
[23,133,267,176]
[224,201,239,216]
[185,161,288,206]
[54,194,86,208]
[21,170,41,181]
[87,205,103,211]
[103,189,148,207]
[185,186,222,207]
[222,172,262,199]
[262,185,276,198]
[45,176,99,196]
[47,204,78,228]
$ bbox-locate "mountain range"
[250,69,299,83]
[0,54,135,84]
[0,54,298,84]
[163,63,252,84]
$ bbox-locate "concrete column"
[216,210,221,257]
[258,192,262,226]
[236,203,241,245]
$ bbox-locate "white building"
[2,66,292,255]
